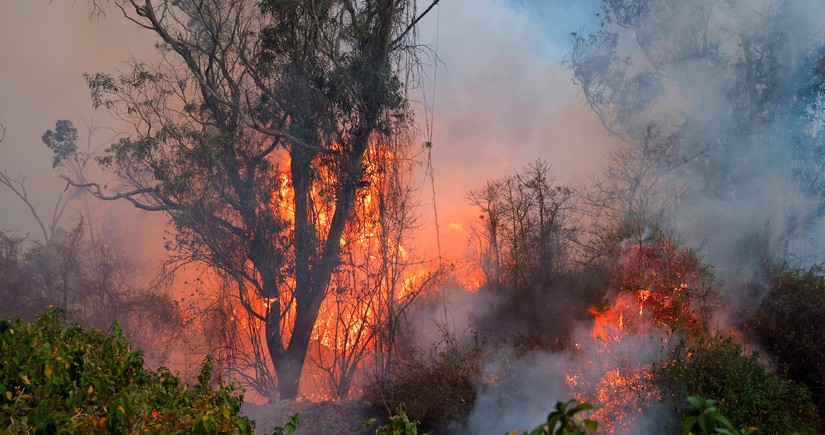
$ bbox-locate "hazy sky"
[413,0,609,256]
[0,0,609,259]
[0,1,160,249]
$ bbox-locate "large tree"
[76,0,439,399]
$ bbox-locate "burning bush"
[596,231,711,338]
[567,230,713,432]
[555,227,824,433]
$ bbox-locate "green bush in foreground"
[519,400,598,435]
[366,405,427,435]
[272,413,299,435]
[0,308,253,434]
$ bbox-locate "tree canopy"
[75,0,439,399]
[568,0,825,255]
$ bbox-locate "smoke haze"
[0,1,165,258]
[5,0,825,432]
[400,0,610,258]
[0,0,613,262]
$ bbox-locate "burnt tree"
[76,0,438,399]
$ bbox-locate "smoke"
[0,1,159,253]
[429,1,825,433]
[0,3,186,376]
[414,0,609,258]
[465,349,575,434]
[666,1,825,276]
[555,0,825,299]
[5,0,823,431]
[461,324,679,434]
[0,0,612,270]
[647,0,825,302]
[669,2,825,274]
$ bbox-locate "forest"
[2,0,825,434]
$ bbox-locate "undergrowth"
[0,308,253,433]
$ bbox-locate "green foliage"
[749,265,825,420]
[0,309,253,434]
[520,400,598,435]
[41,119,78,168]
[681,396,756,435]
[272,413,300,435]
[656,334,817,434]
[366,405,426,435]
[83,72,118,109]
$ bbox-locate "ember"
[570,236,708,433]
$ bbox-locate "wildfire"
[183,139,446,400]
[305,144,430,351]
[569,238,706,433]
[457,265,485,290]
[267,143,432,352]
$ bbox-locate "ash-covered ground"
[243,400,376,435]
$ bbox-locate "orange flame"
[570,238,705,433]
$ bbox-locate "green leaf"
[682,415,697,434]
[546,414,562,432]
[697,412,708,434]
[571,402,594,413]
[686,396,703,410]
[529,425,548,435]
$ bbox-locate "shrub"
[0,308,253,433]
[681,396,756,435]
[519,400,598,435]
[655,334,817,434]
[272,413,300,435]
[366,405,426,435]
[365,326,483,431]
[748,264,825,427]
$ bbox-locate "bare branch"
[390,0,440,50]
[0,171,52,242]
[61,176,175,211]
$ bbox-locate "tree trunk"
[267,0,397,399]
